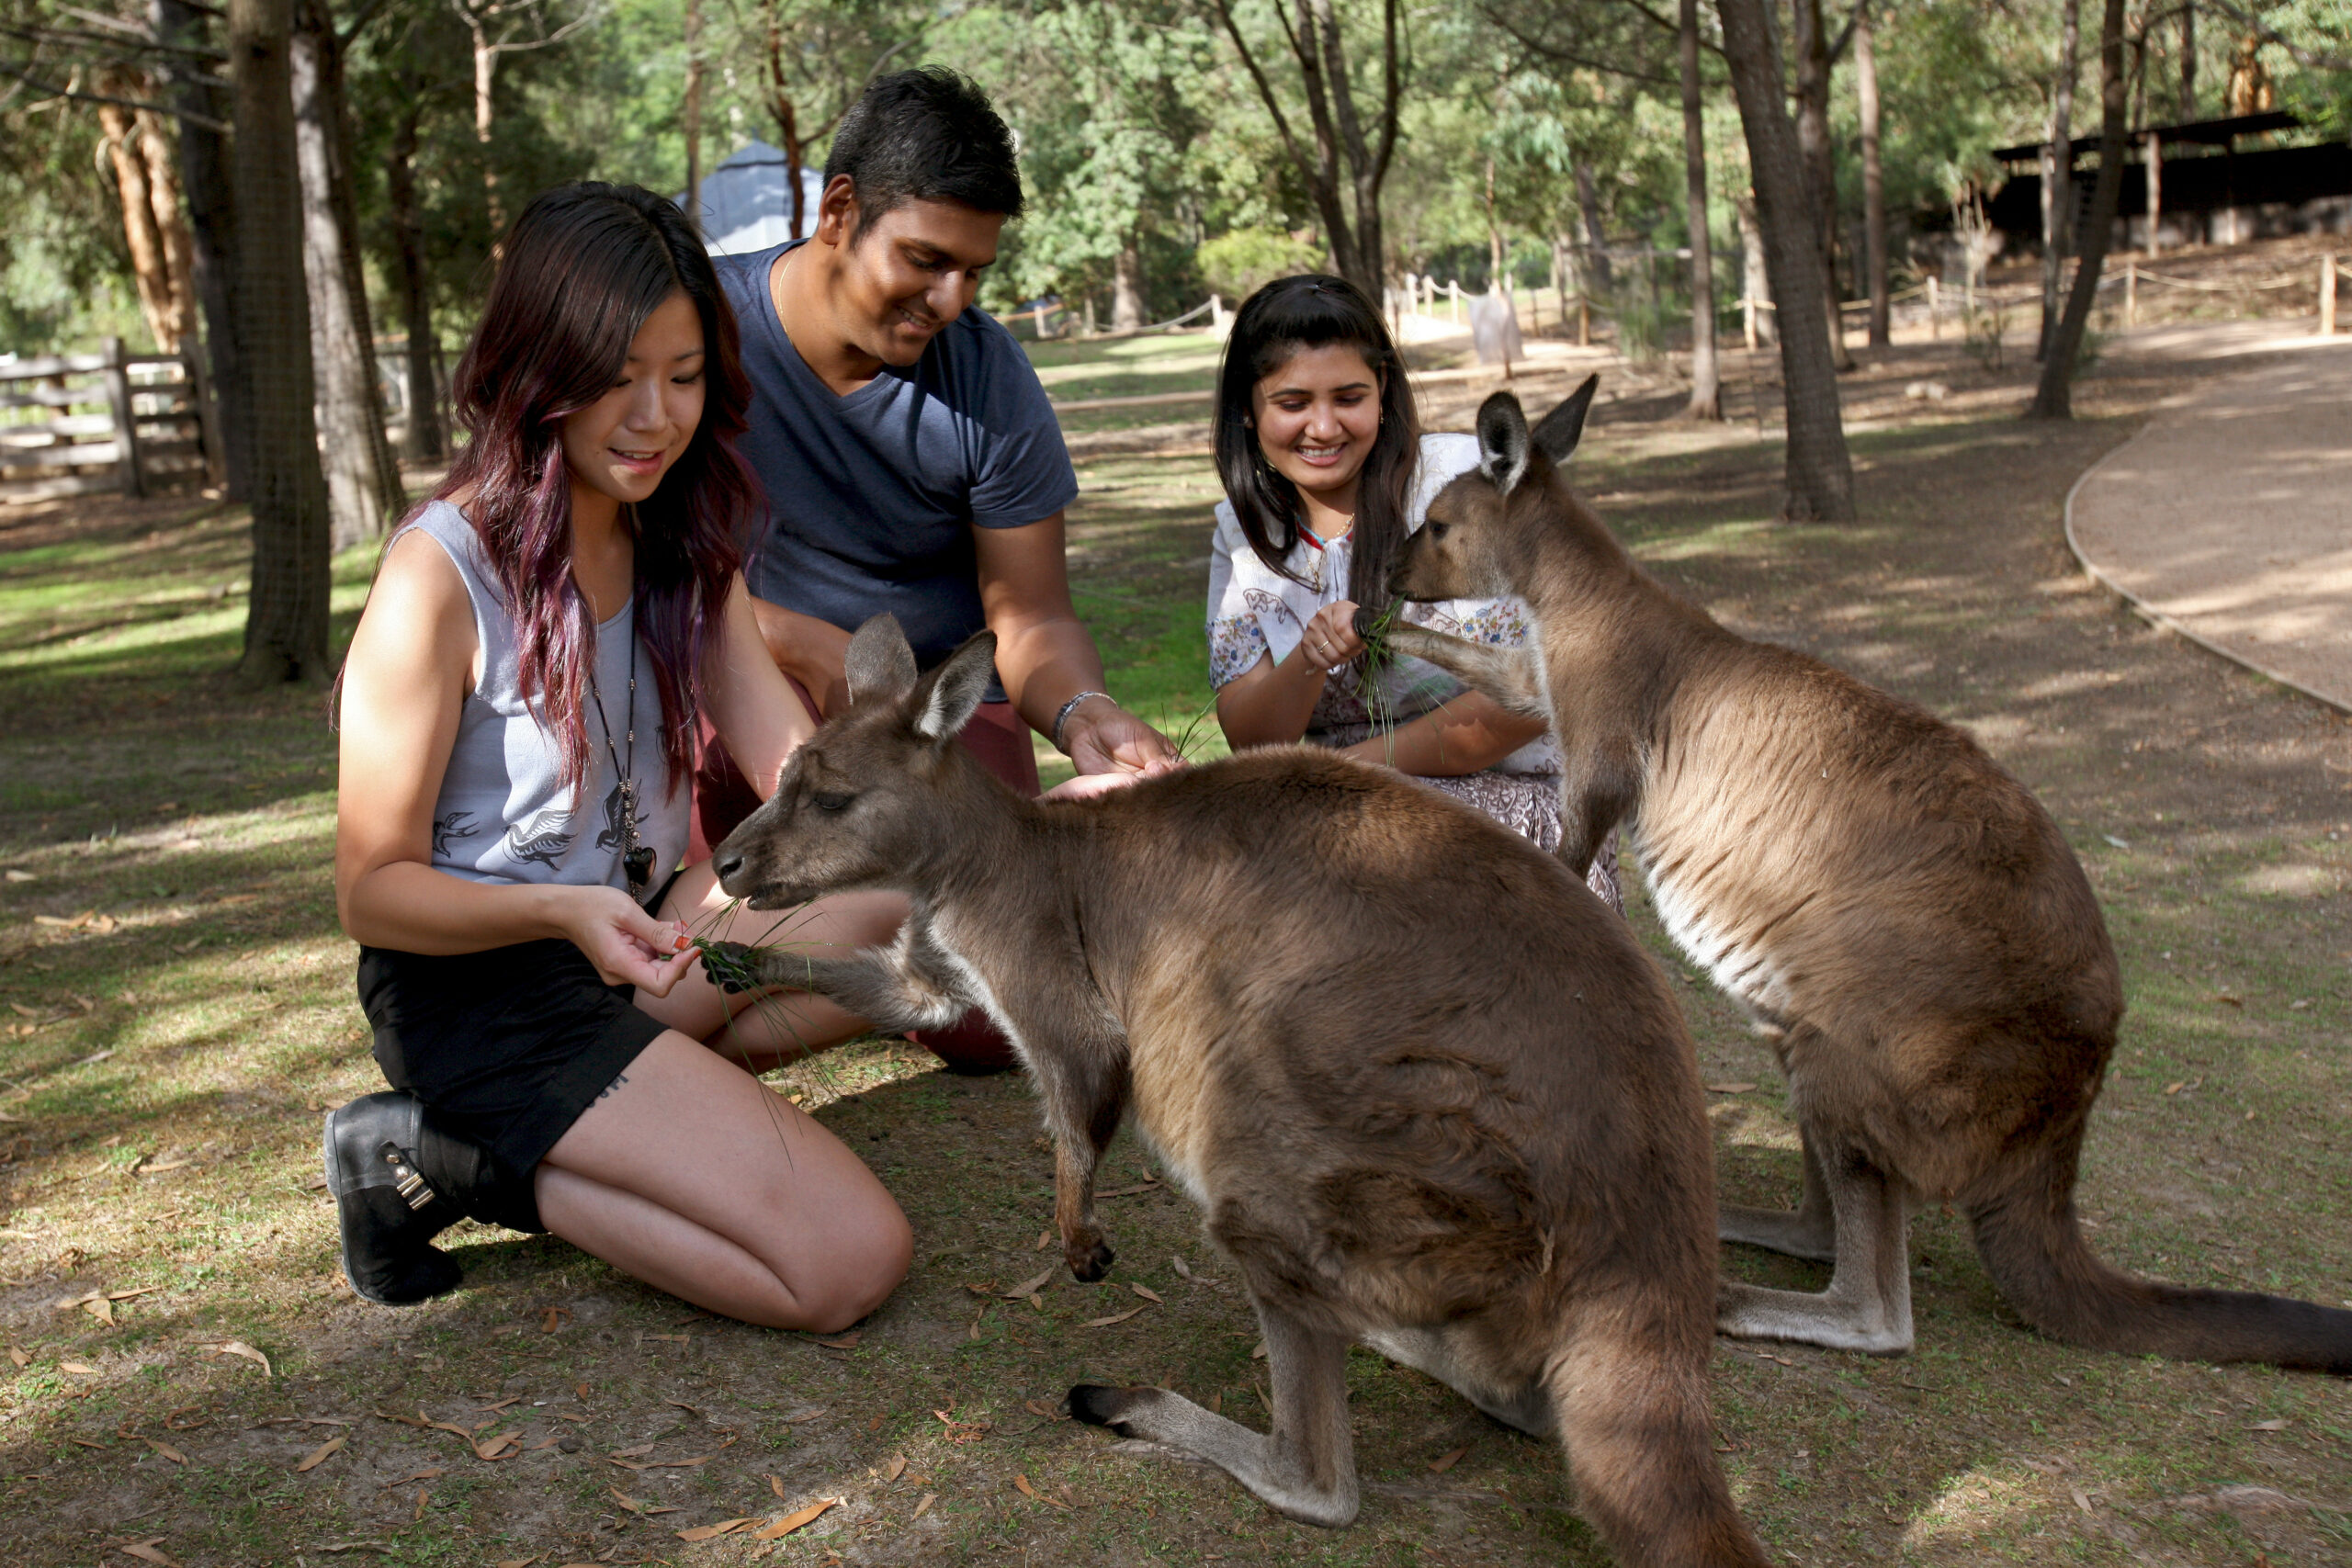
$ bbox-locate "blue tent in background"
[681,141,827,256]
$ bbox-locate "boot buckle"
[381,1142,437,1213]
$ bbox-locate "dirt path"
[2067,322,2352,714]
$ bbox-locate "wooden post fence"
[2323,254,2339,337]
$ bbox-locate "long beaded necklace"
[587,630,655,899]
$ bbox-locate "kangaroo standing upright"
[707,615,1772,1568]
[1365,379,2352,1371]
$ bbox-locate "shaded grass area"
[1,355,2349,1565]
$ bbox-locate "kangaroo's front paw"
[1064,1230,1114,1283]
[695,940,761,993]
[1067,1384,1144,1437]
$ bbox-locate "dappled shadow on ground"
[6,349,2352,1562]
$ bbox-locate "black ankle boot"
[323,1092,465,1304]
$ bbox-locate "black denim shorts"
[356,938,667,1212]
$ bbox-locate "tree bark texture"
[156,0,247,496]
[1678,0,1721,419]
[1792,0,1852,370]
[2178,0,2196,120]
[684,0,703,236]
[2030,0,2128,420]
[1111,239,1146,332]
[385,95,442,464]
[229,0,335,684]
[95,69,199,356]
[1736,191,1775,345]
[293,0,405,549]
[2039,0,2080,358]
[1571,155,1613,295]
[1210,0,1401,299]
[1855,2,1890,348]
[1716,0,1855,521]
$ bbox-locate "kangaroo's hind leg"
[1718,1129,1838,1263]
[1069,1297,1359,1529]
[1715,1139,1915,1355]
[1361,1325,1554,1438]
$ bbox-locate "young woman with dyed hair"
[324,182,910,1325]
[1205,274,1620,907]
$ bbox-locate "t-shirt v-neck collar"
[763,240,905,412]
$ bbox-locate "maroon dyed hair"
[435,180,758,799]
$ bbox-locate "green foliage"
[1194,227,1321,301]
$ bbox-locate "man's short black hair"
[826,66,1025,229]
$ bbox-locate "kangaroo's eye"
[1427,522,1452,541]
[812,791,853,814]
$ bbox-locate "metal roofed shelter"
[681,141,828,257]
[1984,112,2352,250]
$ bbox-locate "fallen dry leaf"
[8,1346,28,1368]
[768,1473,787,1499]
[60,1360,99,1375]
[1130,1283,1162,1303]
[492,1559,540,1568]
[884,1455,907,1483]
[209,1340,272,1377]
[753,1498,839,1540]
[106,1287,156,1302]
[296,1435,346,1472]
[473,1431,520,1461]
[379,1468,444,1487]
[555,1410,590,1423]
[1170,1256,1193,1279]
[116,1540,178,1567]
[1082,1305,1147,1328]
[641,1332,690,1344]
[1428,1445,1468,1474]
[1023,1399,1066,1421]
[540,1305,571,1334]
[911,1493,936,1519]
[674,1518,753,1541]
[1002,1269,1055,1300]
[1250,1339,1269,1359]
[605,1486,677,1517]
[2247,1418,2290,1431]
[1705,1081,1759,1095]
[815,1332,860,1349]
[84,1297,116,1325]
[1013,1472,1069,1508]
[1034,1228,1054,1251]
[476,1396,521,1415]
[145,1438,188,1464]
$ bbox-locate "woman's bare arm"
[334,531,693,991]
[703,573,818,797]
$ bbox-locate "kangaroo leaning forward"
[707,615,1772,1568]
[1363,378,2352,1372]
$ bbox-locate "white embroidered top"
[1204,431,1559,776]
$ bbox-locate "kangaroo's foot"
[1717,1143,1914,1356]
[1070,1301,1359,1529]
[1716,1202,1837,1263]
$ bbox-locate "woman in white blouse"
[1204,274,1619,909]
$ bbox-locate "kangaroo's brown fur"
[708,615,1773,1568]
[1368,379,2352,1371]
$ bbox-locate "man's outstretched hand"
[1063,698,1183,779]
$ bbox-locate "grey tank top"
[407,500,690,895]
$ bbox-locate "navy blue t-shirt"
[714,242,1080,691]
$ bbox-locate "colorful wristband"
[1051,690,1112,754]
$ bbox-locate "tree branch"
[0,60,229,129]
[1487,7,1681,85]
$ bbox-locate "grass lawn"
[1,330,2348,1567]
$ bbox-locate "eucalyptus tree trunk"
[1792,0,1853,370]
[2030,0,2128,420]
[293,0,404,548]
[2178,0,2196,120]
[229,0,334,685]
[156,0,247,497]
[1856,2,1890,348]
[1571,155,1613,295]
[1716,0,1855,521]
[1111,240,1146,332]
[386,94,442,464]
[2038,0,2080,359]
[1679,0,1721,419]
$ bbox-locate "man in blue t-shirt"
[707,67,1178,807]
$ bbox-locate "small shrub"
[1197,228,1325,305]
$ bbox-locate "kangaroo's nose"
[713,851,744,889]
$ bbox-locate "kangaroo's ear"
[912,631,998,742]
[1530,374,1600,464]
[1476,392,1532,496]
[845,614,919,707]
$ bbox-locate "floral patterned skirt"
[1311,728,1622,914]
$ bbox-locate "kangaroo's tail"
[1544,1291,1775,1568]
[1967,1122,2352,1374]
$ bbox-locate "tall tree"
[1677,0,1721,417]
[682,0,702,234]
[382,51,443,463]
[741,0,922,242]
[92,67,198,355]
[1208,0,1403,299]
[1715,0,1855,520]
[294,0,404,548]
[2030,0,2127,419]
[444,0,598,231]
[2037,0,2079,359]
[1791,0,1854,369]
[1855,0,1889,348]
[228,0,335,683]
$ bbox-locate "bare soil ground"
[0,316,2347,1567]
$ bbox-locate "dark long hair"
[1212,274,1421,613]
[435,181,759,799]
